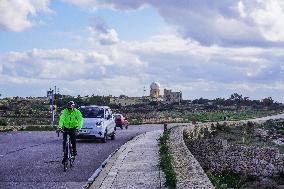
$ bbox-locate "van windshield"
[79,107,104,118]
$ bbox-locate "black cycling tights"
[63,128,77,153]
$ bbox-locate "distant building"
[163,89,182,104]
[150,82,160,98]
[110,82,183,106]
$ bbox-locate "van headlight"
[96,121,103,127]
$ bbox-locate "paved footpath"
[89,130,167,189]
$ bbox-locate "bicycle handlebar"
[56,128,79,137]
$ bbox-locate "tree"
[262,97,274,106]
[192,97,209,104]
[230,93,243,102]
[213,98,225,105]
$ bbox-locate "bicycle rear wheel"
[63,145,68,172]
[64,161,68,172]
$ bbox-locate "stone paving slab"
[89,130,167,189]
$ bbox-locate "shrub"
[129,118,143,125]
[0,119,8,126]
[183,130,190,139]
[198,127,204,139]
[207,171,246,189]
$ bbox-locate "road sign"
[47,90,54,99]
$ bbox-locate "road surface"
[0,124,170,189]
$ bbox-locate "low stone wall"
[168,126,214,188]
[0,125,53,132]
[142,117,185,124]
[185,138,284,177]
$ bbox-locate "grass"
[207,170,284,189]
[206,171,253,189]
[210,119,284,153]
[205,119,284,188]
[159,130,176,189]
[185,110,281,123]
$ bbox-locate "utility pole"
[47,88,55,128]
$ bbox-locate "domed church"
[150,82,161,99]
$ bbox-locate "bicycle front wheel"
[63,142,69,172]
[68,142,74,167]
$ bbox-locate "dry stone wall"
[167,120,284,188]
[168,126,214,189]
[185,135,284,177]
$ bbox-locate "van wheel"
[111,133,115,140]
[102,131,107,143]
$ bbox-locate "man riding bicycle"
[58,101,83,161]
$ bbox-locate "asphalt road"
[0,124,176,189]
[249,113,284,121]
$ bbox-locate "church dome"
[150,82,160,90]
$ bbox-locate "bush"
[0,119,8,126]
[183,130,191,139]
[129,118,143,125]
[207,171,246,188]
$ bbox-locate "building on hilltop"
[163,89,182,104]
[109,82,182,106]
[150,82,160,98]
[150,82,163,102]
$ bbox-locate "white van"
[77,105,115,143]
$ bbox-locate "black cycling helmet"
[66,101,75,109]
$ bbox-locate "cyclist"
[58,101,83,160]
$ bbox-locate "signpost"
[47,88,55,128]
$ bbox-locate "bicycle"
[57,129,75,172]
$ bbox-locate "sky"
[0,0,284,102]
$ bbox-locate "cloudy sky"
[1,0,284,102]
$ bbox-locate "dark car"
[114,114,128,130]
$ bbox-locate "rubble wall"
[185,138,284,177]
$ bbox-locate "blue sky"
[1,0,284,102]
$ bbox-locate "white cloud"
[0,0,51,32]
[61,0,284,46]
[243,0,284,42]
[61,0,146,10]
[1,34,284,98]
[88,16,120,45]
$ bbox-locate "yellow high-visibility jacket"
[58,108,83,129]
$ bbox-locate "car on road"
[77,105,115,142]
[114,114,129,130]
